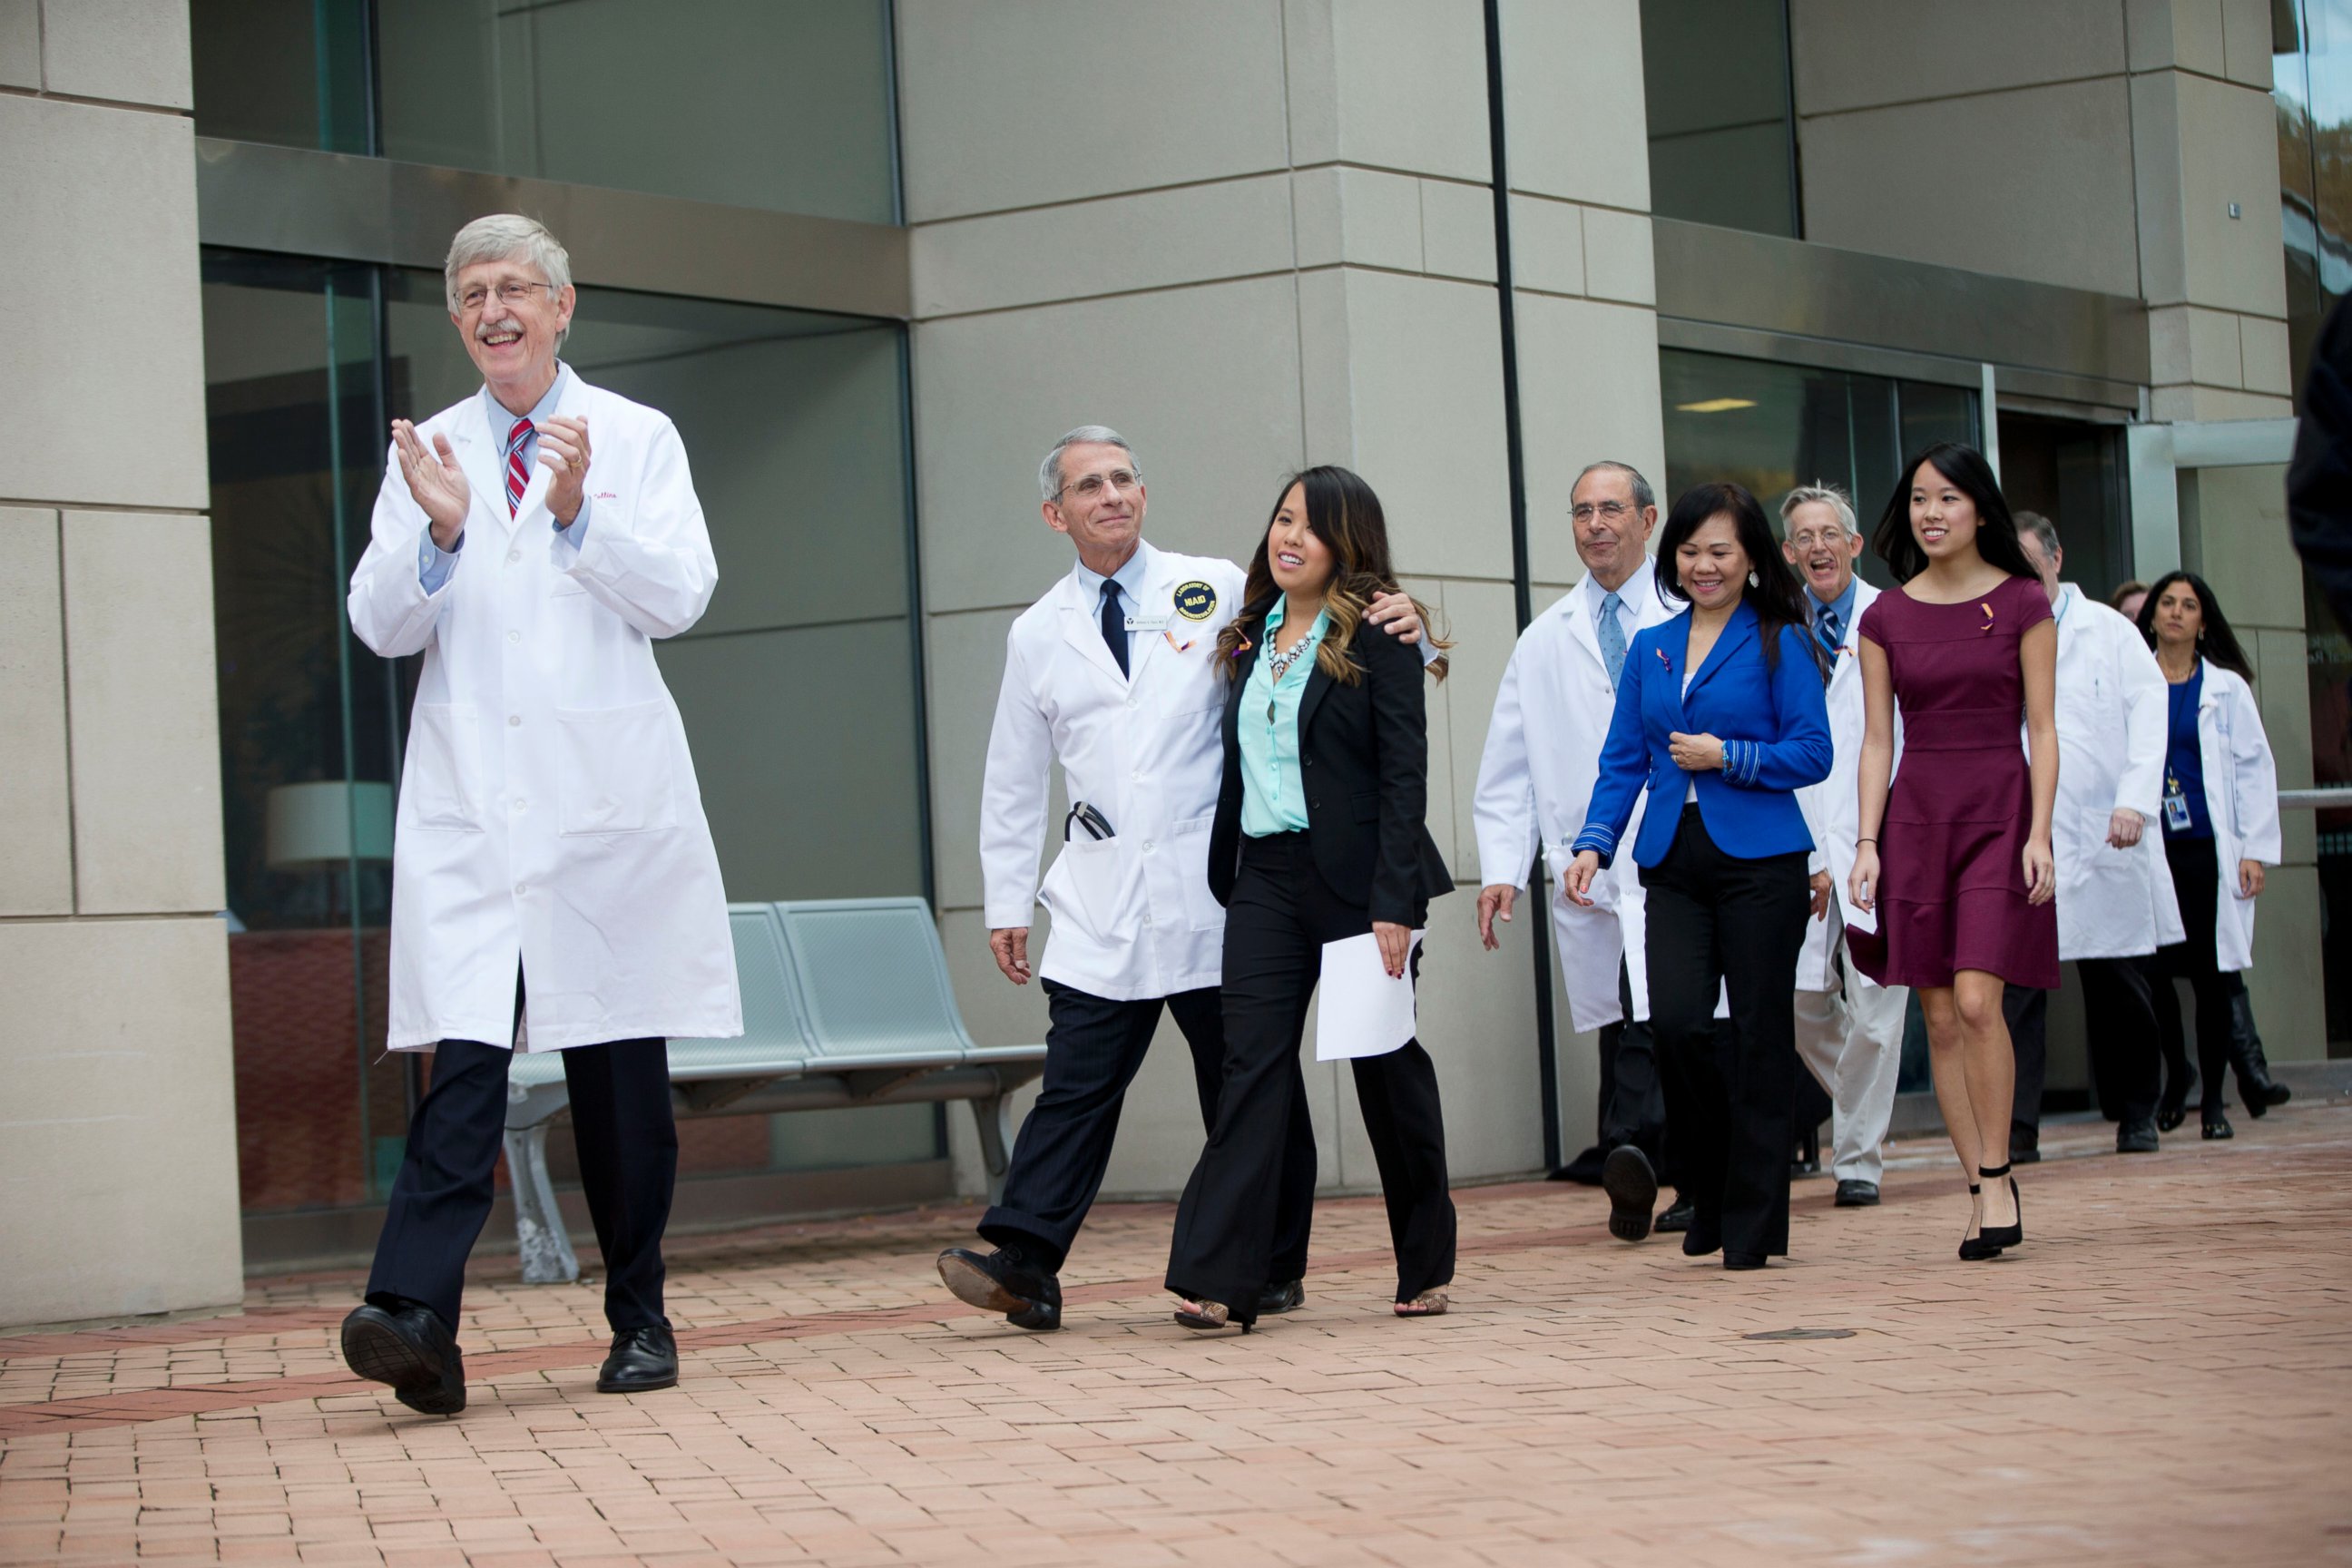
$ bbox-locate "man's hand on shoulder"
[1367,590,1423,644]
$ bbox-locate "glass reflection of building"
[190,2,937,1234]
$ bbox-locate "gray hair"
[1573,460,1655,514]
[1039,425,1139,502]
[445,214,574,348]
[1779,482,1857,536]
[2014,508,2062,559]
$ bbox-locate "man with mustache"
[339,214,739,1414]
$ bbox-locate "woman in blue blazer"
[1565,482,1832,1269]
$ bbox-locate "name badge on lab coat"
[1124,614,1170,632]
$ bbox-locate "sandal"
[1393,1290,1450,1318]
[1172,1298,1249,1333]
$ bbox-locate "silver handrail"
[2280,788,2352,809]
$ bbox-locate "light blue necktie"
[1817,602,1842,653]
[1598,591,1627,686]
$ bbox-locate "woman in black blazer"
[1164,466,1455,1331]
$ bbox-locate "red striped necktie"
[505,417,533,516]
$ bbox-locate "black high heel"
[1977,1162,2023,1250]
[1957,1183,2004,1261]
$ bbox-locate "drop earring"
[1748,570,1759,587]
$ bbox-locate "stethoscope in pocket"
[1064,800,1115,841]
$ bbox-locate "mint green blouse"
[1240,598,1329,838]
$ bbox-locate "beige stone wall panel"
[1419,177,1498,283]
[1792,0,2127,115]
[0,0,37,88]
[0,506,73,916]
[0,96,208,509]
[924,606,1028,916]
[1498,0,1651,210]
[1324,0,1491,183]
[63,510,225,916]
[1507,193,1588,298]
[1511,292,1667,585]
[0,916,242,1328]
[38,0,191,108]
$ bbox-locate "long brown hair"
[1215,466,1449,683]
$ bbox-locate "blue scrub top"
[2163,662,2213,839]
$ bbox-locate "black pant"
[1598,960,1674,1183]
[2153,835,2236,1114]
[2005,984,2047,1150]
[2080,957,2162,1125]
[1166,832,1455,1317]
[980,982,1315,1279]
[1639,808,1809,1259]
[366,1026,676,1335]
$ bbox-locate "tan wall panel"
[37,0,191,108]
[0,506,73,916]
[1792,0,2127,116]
[1501,0,1651,210]
[0,0,36,87]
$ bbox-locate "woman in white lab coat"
[2133,572,2283,1140]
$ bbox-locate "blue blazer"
[1571,601,1832,867]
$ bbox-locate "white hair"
[1039,425,1138,502]
[445,214,573,348]
[1779,481,1857,536]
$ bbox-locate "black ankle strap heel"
[1957,1181,2003,1260]
[1976,1162,2023,1250]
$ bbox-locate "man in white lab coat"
[1782,485,1906,1207]
[1474,460,1685,1242]
[939,427,1424,1330]
[339,215,739,1414]
[2011,514,2182,1154]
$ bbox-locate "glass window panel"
[190,0,372,152]
[377,0,897,222]
[1640,0,1798,236]
[1896,379,1978,458]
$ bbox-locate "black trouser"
[1166,832,1455,1318]
[2005,984,2048,1151]
[2153,835,2236,1115]
[1598,959,1675,1183]
[980,982,1315,1279]
[1639,807,1809,1259]
[366,985,675,1334]
[2079,956,2162,1125]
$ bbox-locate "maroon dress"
[1848,573,2060,990]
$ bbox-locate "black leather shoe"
[2116,1118,2160,1153]
[2200,1112,2234,1141]
[1723,1251,1768,1271]
[340,1302,465,1416]
[2157,1070,2195,1133]
[1680,1215,1722,1258]
[1653,1194,1695,1234]
[1256,1279,1306,1316]
[597,1325,679,1394]
[936,1245,1063,1331]
[1602,1145,1659,1242]
[1834,1180,1880,1207]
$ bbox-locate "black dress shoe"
[1547,1143,1609,1185]
[1256,1279,1306,1316]
[1834,1180,1880,1207]
[1680,1215,1722,1258]
[1723,1251,1768,1271]
[2228,991,2292,1116]
[936,1245,1063,1331]
[2008,1144,2041,1166]
[340,1302,465,1416]
[2157,1071,2195,1133]
[1654,1194,1695,1234]
[2200,1112,2234,1141]
[597,1325,679,1394]
[2116,1118,2160,1153]
[1602,1145,1659,1242]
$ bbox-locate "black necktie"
[1099,579,1129,677]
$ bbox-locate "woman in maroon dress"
[1847,444,2058,1261]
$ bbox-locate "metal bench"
[502,897,1046,1284]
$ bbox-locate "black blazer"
[1208,608,1455,926]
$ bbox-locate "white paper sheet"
[1315,930,1423,1061]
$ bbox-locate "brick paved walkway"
[4,1102,2349,1567]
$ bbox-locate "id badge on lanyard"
[2161,768,2192,832]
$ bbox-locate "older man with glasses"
[339,213,739,1416]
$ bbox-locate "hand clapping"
[536,415,591,524]
[392,420,471,550]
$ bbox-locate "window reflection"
[1640,0,1799,237]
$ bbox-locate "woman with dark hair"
[1165,466,1456,1331]
[1847,443,2058,1262]
[2133,572,2284,1138]
[1563,482,1832,1270]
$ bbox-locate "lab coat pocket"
[404,703,483,830]
[1040,836,1121,946]
[554,700,680,835]
[1171,812,1224,931]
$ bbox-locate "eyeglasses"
[1572,501,1633,524]
[455,279,557,314]
[1054,467,1142,502]
[1786,527,1850,549]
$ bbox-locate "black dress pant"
[2004,984,2048,1150]
[1639,807,1809,1259]
[366,1023,676,1335]
[1166,832,1455,1318]
[1598,959,1675,1184]
[980,981,1315,1279]
[2153,835,2236,1115]
[2080,956,2162,1125]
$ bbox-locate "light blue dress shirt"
[1072,544,1153,671]
[1239,597,1328,838]
[416,363,591,593]
[1805,575,1860,652]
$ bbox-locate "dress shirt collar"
[1805,573,1860,639]
[481,361,573,440]
[1578,555,1655,624]
[1074,539,1155,611]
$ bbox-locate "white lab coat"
[347,372,740,1052]
[2176,662,2281,973]
[1794,579,1888,992]
[1474,561,1684,1031]
[2047,586,2184,961]
[980,542,1242,1002]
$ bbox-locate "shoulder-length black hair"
[2134,569,2255,684]
[1655,480,1825,678]
[1870,442,2037,583]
